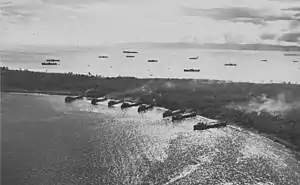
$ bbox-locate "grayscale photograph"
[1,0,300,184]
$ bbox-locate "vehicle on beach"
[163,109,186,118]
[98,56,108,58]
[184,69,200,72]
[189,56,199,60]
[121,101,142,109]
[148,60,158,63]
[137,104,155,113]
[91,97,108,105]
[123,50,138,54]
[171,110,197,121]
[224,63,237,66]
[65,95,84,103]
[193,120,227,130]
[108,100,124,107]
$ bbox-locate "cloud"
[260,33,277,40]
[182,6,299,25]
[278,32,300,43]
[281,7,300,11]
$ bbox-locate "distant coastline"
[1,67,300,159]
[119,42,300,52]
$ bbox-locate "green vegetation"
[1,67,300,155]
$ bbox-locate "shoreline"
[2,67,300,160]
[2,90,300,159]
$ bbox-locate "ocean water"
[0,45,300,83]
[2,93,300,185]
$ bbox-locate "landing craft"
[163,109,186,118]
[108,100,124,107]
[138,104,155,113]
[91,97,108,105]
[121,101,142,109]
[65,95,84,103]
[172,110,197,122]
[194,120,227,130]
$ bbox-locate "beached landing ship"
[193,120,227,130]
[65,95,84,103]
[184,69,200,72]
[172,110,197,122]
[137,104,155,113]
[121,101,142,109]
[163,109,186,118]
[108,100,124,107]
[91,97,108,105]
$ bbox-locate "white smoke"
[228,93,300,116]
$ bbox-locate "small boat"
[108,100,123,107]
[163,109,186,118]
[138,104,155,113]
[224,63,237,66]
[189,56,199,60]
[123,50,138,54]
[293,60,299,63]
[121,101,142,109]
[65,95,84,103]
[193,120,227,130]
[126,55,135,58]
[91,97,108,105]
[261,59,267,62]
[148,60,158,63]
[184,69,200,72]
[172,111,197,122]
[98,56,108,58]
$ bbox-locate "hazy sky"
[0,0,300,46]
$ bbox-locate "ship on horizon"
[184,68,200,72]
[224,63,237,67]
[189,56,199,60]
[123,50,138,54]
[41,58,60,65]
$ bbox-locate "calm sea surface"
[1,93,300,185]
[0,46,300,83]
